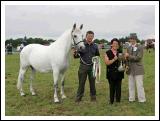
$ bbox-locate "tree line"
[5,36,145,48]
[5,37,55,48]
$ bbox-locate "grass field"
[5,49,155,116]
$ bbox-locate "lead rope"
[77,53,93,66]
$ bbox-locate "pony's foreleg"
[17,68,26,96]
[30,67,36,96]
[53,70,60,103]
[60,74,67,99]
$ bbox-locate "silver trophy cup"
[118,53,125,72]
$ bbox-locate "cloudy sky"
[5,5,155,41]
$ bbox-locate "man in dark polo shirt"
[73,31,100,102]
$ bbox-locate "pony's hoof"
[62,95,67,99]
[54,101,60,103]
[32,92,36,96]
[54,99,60,103]
[20,92,26,96]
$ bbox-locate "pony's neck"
[51,29,72,56]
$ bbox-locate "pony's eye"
[74,35,77,38]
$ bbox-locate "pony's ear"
[80,24,83,30]
[72,23,76,32]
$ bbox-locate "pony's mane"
[56,29,72,42]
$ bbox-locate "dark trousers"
[108,78,122,104]
[76,64,96,99]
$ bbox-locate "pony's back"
[20,44,50,70]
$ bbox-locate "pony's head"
[71,23,85,50]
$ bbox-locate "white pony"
[17,24,85,103]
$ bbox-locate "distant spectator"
[6,43,13,54]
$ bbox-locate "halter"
[71,34,84,47]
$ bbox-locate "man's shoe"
[116,100,120,103]
[91,96,96,102]
[75,98,81,103]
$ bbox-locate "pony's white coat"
[17,24,85,102]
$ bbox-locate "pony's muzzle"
[79,45,85,50]
[79,46,83,50]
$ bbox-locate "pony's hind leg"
[53,70,60,103]
[60,74,67,99]
[17,67,27,96]
[30,66,36,96]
